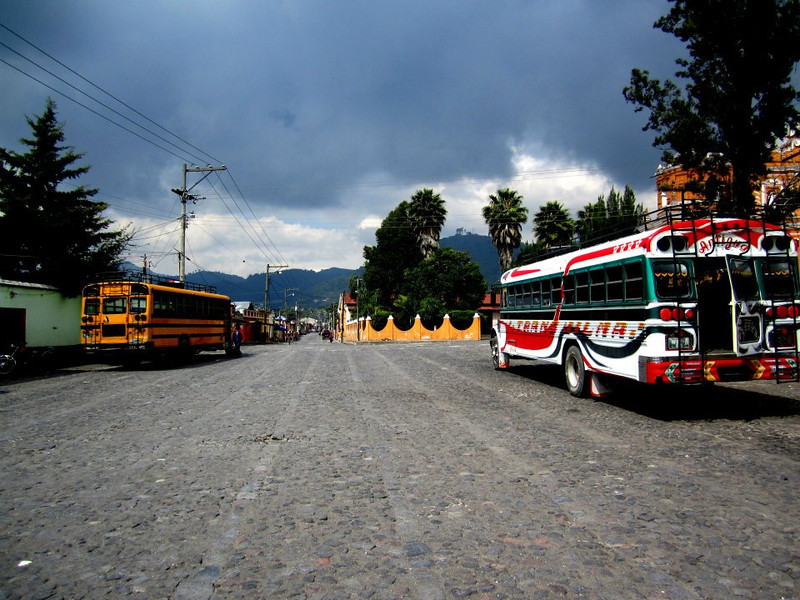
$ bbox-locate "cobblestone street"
[1,338,799,599]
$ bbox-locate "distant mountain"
[188,267,360,310]
[121,232,503,308]
[440,232,501,285]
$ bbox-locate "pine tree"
[0,98,131,295]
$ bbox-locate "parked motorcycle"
[0,344,22,377]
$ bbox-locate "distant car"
[321,329,332,340]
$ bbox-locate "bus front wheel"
[564,345,588,397]
[490,335,508,370]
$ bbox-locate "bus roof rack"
[92,271,218,294]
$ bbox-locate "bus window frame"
[652,260,691,300]
[624,261,644,302]
[84,298,100,315]
[103,297,127,314]
[760,257,799,299]
[130,296,148,314]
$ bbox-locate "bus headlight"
[666,329,695,351]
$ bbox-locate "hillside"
[136,233,502,308]
[440,232,501,285]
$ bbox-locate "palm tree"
[533,201,575,250]
[482,188,528,273]
[408,188,447,258]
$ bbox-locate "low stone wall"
[342,314,481,342]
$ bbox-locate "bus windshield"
[652,261,691,299]
[103,297,127,314]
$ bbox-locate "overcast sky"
[1,0,685,277]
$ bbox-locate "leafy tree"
[482,187,528,273]
[0,99,131,295]
[513,241,540,267]
[402,247,485,327]
[363,201,422,306]
[407,188,447,258]
[348,274,378,320]
[623,0,800,215]
[575,186,645,246]
[533,201,574,250]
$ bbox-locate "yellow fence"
[342,314,481,342]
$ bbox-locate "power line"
[0,21,222,166]
[0,21,292,273]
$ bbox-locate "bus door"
[725,256,762,356]
[696,258,733,353]
[81,290,102,347]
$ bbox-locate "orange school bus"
[81,273,234,357]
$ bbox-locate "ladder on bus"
[756,210,800,383]
[662,203,709,384]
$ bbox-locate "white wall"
[0,280,81,347]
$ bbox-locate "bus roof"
[501,218,794,284]
[88,271,218,294]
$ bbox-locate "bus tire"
[178,336,193,360]
[564,345,588,397]
[490,335,508,369]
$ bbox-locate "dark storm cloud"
[1,0,680,214]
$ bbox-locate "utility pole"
[172,163,226,283]
[265,264,288,342]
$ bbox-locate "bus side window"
[607,266,623,302]
[562,275,575,305]
[521,283,531,308]
[551,277,562,305]
[541,279,551,306]
[531,281,541,307]
[625,262,644,301]
[508,286,517,308]
[575,272,589,304]
[590,269,605,303]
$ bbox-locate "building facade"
[654,132,800,234]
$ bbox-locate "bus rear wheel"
[564,345,588,397]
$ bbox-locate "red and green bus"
[491,217,800,396]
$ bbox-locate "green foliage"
[0,99,131,295]
[513,241,541,267]
[368,309,392,332]
[407,188,447,258]
[575,186,645,246]
[417,296,446,329]
[363,201,423,306]
[449,309,478,330]
[402,247,486,323]
[482,188,528,273]
[623,0,800,215]
[533,201,574,250]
